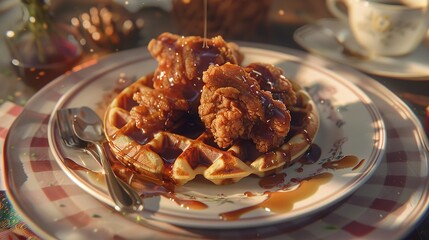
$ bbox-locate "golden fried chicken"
[130,89,188,134]
[245,63,297,107]
[148,32,243,91]
[199,63,291,152]
[131,33,243,134]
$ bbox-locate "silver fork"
[56,108,144,212]
[56,108,101,170]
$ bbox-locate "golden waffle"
[104,75,319,186]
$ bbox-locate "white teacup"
[327,0,429,56]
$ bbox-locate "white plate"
[294,19,429,80]
[46,46,384,229]
[3,44,428,239]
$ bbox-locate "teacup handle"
[327,0,349,22]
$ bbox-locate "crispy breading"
[148,32,242,90]
[199,63,292,152]
[130,89,188,134]
[245,62,297,107]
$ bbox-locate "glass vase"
[5,0,83,90]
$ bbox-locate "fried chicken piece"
[130,33,242,133]
[245,63,297,107]
[199,63,291,152]
[130,89,189,134]
[148,32,243,91]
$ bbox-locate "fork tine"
[56,108,86,148]
[57,109,71,145]
[56,108,102,174]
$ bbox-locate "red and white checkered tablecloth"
[0,102,23,190]
[0,102,37,239]
[1,46,429,239]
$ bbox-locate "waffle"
[104,74,319,186]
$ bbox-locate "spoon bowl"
[72,106,144,212]
[73,108,104,142]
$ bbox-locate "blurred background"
[0,0,333,105]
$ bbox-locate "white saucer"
[294,18,429,80]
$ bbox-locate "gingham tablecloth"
[0,102,38,239]
[1,47,429,239]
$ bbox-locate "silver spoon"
[56,108,102,173]
[72,106,143,212]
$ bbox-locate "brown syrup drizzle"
[246,73,290,142]
[322,155,364,170]
[295,143,322,173]
[202,0,208,48]
[244,191,256,197]
[216,145,364,221]
[114,54,309,182]
[164,192,208,210]
[258,173,287,189]
[64,158,91,171]
[99,32,368,218]
[108,146,209,210]
[352,159,366,171]
[247,64,288,97]
[219,172,333,221]
[106,88,365,221]
[154,37,221,112]
[67,138,364,217]
[114,162,208,210]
